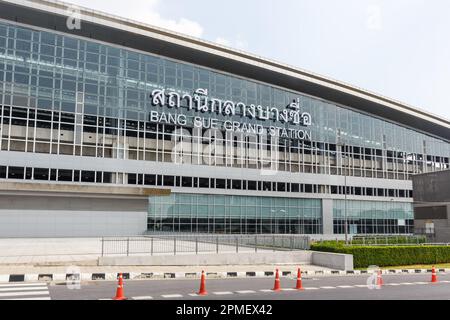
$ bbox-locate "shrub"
[310,242,450,268]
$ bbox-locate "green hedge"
[311,242,450,268]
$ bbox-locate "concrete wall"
[311,251,354,271]
[0,195,148,237]
[413,171,450,203]
[98,250,354,270]
[413,170,450,242]
[415,217,450,243]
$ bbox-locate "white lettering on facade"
[150,88,313,140]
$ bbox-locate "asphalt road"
[44,273,450,300]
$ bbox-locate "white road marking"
[400,283,414,285]
[337,286,355,289]
[188,293,198,297]
[0,291,49,298]
[161,294,183,298]
[414,282,429,285]
[354,285,368,288]
[0,286,48,292]
[213,292,234,295]
[3,297,51,301]
[304,287,319,290]
[0,283,50,300]
[236,290,256,294]
[259,289,273,293]
[281,289,296,292]
[320,286,336,289]
[0,283,47,288]
[386,283,401,286]
[132,296,154,300]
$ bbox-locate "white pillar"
[322,199,334,235]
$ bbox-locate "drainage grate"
[264,272,274,277]
[282,271,291,276]
[92,273,106,281]
[185,273,197,278]
[9,274,25,282]
[246,272,256,277]
[164,273,175,279]
[227,272,237,277]
[38,274,53,282]
[66,274,81,281]
[315,271,324,275]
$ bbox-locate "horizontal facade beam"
[0,181,171,198]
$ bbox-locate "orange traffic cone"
[272,269,281,291]
[198,270,208,295]
[113,273,127,300]
[295,268,304,290]
[431,266,438,283]
[377,270,384,287]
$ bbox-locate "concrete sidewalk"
[0,237,273,265]
[0,264,327,275]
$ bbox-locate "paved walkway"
[0,237,273,265]
[0,238,101,265]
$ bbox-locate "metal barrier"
[349,235,426,246]
[101,234,311,257]
[347,243,450,247]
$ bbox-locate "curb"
[0,268,448,283]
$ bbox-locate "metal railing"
[100,234,310,257]
[414,228,436,235]
[346,243,450,247]
[349,235,427,246]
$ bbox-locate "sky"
[67,0,450,120]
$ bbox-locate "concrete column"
[322,199,334,236]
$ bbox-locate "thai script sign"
[150,88,313,140]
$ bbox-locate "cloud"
[366,4,383,31]
[215,37,231,46]
[67,0,204,37]
[214,35,248,50]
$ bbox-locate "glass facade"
[149,194,322,234]
[333,200,414,235]
[0,19,448,236]
[0,21,448,181]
